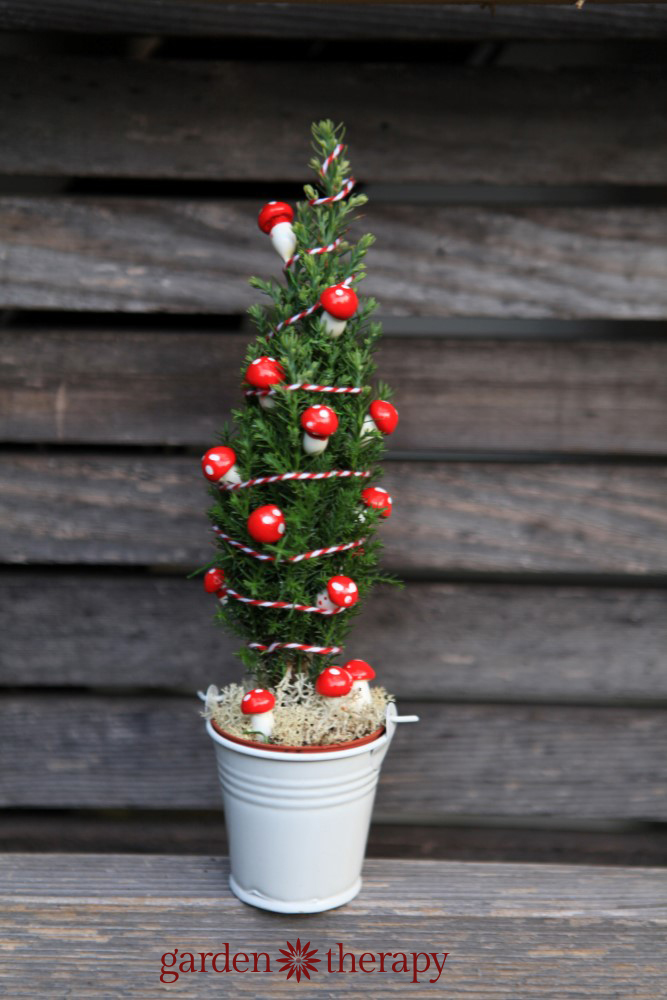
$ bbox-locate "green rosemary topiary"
[201,120,398,691]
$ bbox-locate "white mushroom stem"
[269,221,296,263]
[221,465,242,486]
[360,415,378,440]
[325,696,349,716]
[321,312,347,339]
[351,680,371,708]
[258,394,276,411]
[302,431,329,455]
[249,710,274,740]
[315,589,336,613]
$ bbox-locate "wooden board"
[3,812,666,866]
[3,58,666,184]
[7,856,667,998]
[2,199,667,317]
[1,2,665,38]
[4,854,666,914]
[3,329,667,454]
[2,453,665,574]
[2,856,666,998]
[3,573,666,701]
[2,696,666,819]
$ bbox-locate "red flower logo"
[277,939,320,981]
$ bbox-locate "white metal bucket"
[206,703,416,913]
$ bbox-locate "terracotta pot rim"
[210,720,385,754]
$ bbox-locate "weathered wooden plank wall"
[4,696,667,819]
[2,455,667,571]
[1,3,665,39]
[4,574,666,699]
[2,330,666,452]
[1,59,665,184]
[1,199,666,316]
[0,9,665,864]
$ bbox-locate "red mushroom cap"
[361,486,393,519]
[320,284,359,320]
[241,688,276,715]
[247,505,286,545]
[258,201,294,234]
[202,446,237,483]
[326,575,359,608]
[369,400,399,435]
[300,405,339,439]
[343,658,376,682]
[203,567,226,594]
[245,356,286,389]
[315,666,353,698]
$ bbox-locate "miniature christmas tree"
[201,120,398,745]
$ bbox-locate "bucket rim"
[206,718,390,761]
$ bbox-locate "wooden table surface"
[1,854,665,998]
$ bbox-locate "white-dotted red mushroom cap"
[241,688,276,714]
[315,666,353,697]
[361,486,393,518]
[247,505,286,545]
[320,284,359,320]
[202,446,237,483]
[326,575,359,608]
[369,400,399,435]
[245,356,287,389]
[300,405,339,439]
[343,659,376,682]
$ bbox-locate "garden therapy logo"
[159,940,449,984]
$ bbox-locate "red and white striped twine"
[312,145,355,205]
[284,237,341,271]
[289,537,365,563]
[224,586,347,615]
[248,641,342,655]
[219,469,371,492]
[320,143,345,176]
[309,177,355,206]
[213,528,272,562]
[245,383,363,398]
[213,526,366,564]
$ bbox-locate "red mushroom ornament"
[315,666,353,700]
[319,284,359,338]
[204,566,227,605]
[300,405,339,455]
[201,446,241,487]
[257,201,296,263]
[247,505,286,545]
[361,400,399,440]
[343,659,376,707]
[361,486,393,519]
[241,688,276,741]
[245,356,287,411]
[316,575,359,613]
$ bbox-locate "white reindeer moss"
[204,673,391,747]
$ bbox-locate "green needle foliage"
[205,120,397,687]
